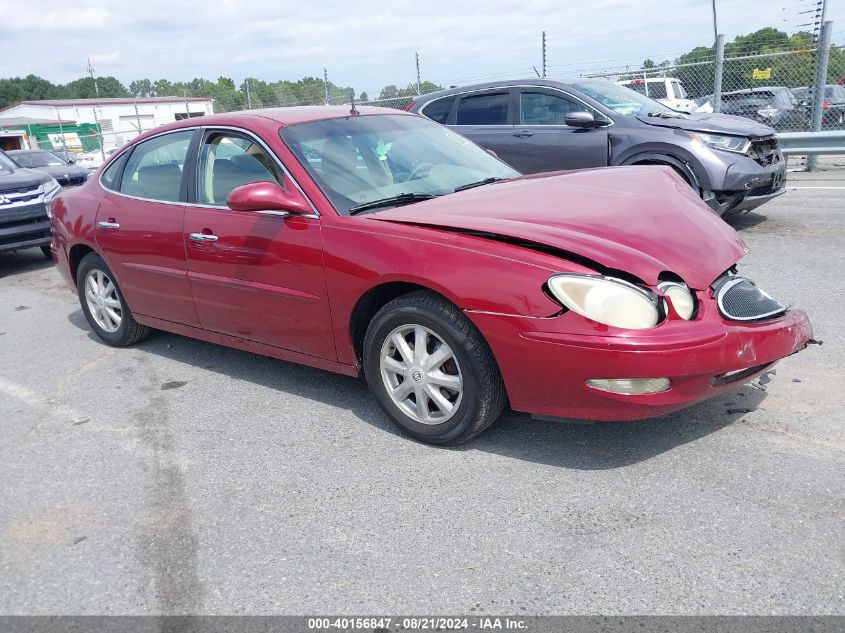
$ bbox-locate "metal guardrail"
[777,131,845,156]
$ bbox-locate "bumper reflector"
[587,378,671,395]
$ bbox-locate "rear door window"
[456,92,510,125]
[119,130,194,202]
[421,96,456,124]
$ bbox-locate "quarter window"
[456,92,509,125]
[421,96,456,124]
[196,132,284,206]
[521,92,589,125]
[101,152,127,191]
[120,130,194,202]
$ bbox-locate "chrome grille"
[714,277,786,321]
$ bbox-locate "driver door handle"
[97,221,120,229]
[189,232,218,242]
[513,130,534,138]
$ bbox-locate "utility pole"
[323,68,330,105]
[246,79,252,109]
[415,51,421,95]
[133,98,142,137]
[184,90,189,119]
[87,58,105,161]
[541,31,547,78]
[54,106,67,154]
[711,0,718,45]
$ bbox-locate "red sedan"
[49,106,813,445]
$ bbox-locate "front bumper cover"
[466,296,813,421]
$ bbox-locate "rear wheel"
[76,252,150,347]
[363,291,506,445]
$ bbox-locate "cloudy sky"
[1,0,843,94]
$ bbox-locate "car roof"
[722,86,788,95]
[411,78,582,104]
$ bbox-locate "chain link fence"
[581,43,845,134]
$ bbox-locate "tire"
[76,252,151,347]
[40,245,52,259]
[363,290,506,445]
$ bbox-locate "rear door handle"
[97,221,120,229]
[189,232,218,242]
[513,131,534,138]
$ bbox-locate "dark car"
[7,150,92,187]
[409,79,786,215]
[49,107,811,445]
[0,149,61,258]
[719,87,810,131]
[791,85,845,128]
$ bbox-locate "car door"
[508,88,608,173]
[95,129,201,325]
[448,89,514,163]
[183,128,335,360]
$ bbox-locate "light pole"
[711,0,718,44]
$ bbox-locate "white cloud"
[0,0,841,95]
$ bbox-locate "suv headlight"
[689,132,751,154]
[547,274,660,329]
[42,178,62,218]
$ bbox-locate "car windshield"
[281,113,520,215]
[573,80,676,116]
[12,152,66,168]
[0,150,17,173]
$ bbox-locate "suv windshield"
[573,80,675,116]
[11,152,66,168]
[281,114,519,215]
[0,150,18,173]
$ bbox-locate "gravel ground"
[0,180,843,616]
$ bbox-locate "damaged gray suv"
[409,79,785,216]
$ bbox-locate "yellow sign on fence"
[752,68,772,80]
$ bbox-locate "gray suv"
[409,79,786,215]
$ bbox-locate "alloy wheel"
[84,269,122,333]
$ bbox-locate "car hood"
[0,167,51,191]
[369,166,746,290]
[31,164,91,179]
[636,111,775,137]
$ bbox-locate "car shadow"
[725,211,768,231]
[0,248,53,278]
[66,309,767,470]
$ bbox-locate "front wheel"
[77,252,150,347]
[363,291,506,445]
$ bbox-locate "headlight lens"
[547,274,660,329]
[689,132,751,154]
[42,178,62,218]
[658,281,695,320]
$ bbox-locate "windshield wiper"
[647,111,687,119]
[454,177,504,192]
[348,192,437,215]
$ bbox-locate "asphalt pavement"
[0,176,843,615]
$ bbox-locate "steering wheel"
[406,161,434,181]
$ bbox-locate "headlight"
[547,274,660,329]
[756,107,780,118]
[689,132,751,154]
[42,178,62,218]
[658,281,695,320]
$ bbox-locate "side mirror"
[226,181,312,215]
[565,111,602,128]
[66,158,76,164]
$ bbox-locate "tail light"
[404,100,415,112]
[823,101,832,109]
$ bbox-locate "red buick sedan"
[49,106,813,445]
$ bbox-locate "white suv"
[617,77,696,113]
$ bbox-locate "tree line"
[0,73,443,111]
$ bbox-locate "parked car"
[49,107,813,445]
[74,148,117,170]
[409,79,786,215]
[617,77,696,112]
[0,149,61,258]
[791,85,845,128]
[7,150,92,187]
[719,87,810,131]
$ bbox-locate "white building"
[0,96,214,149]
